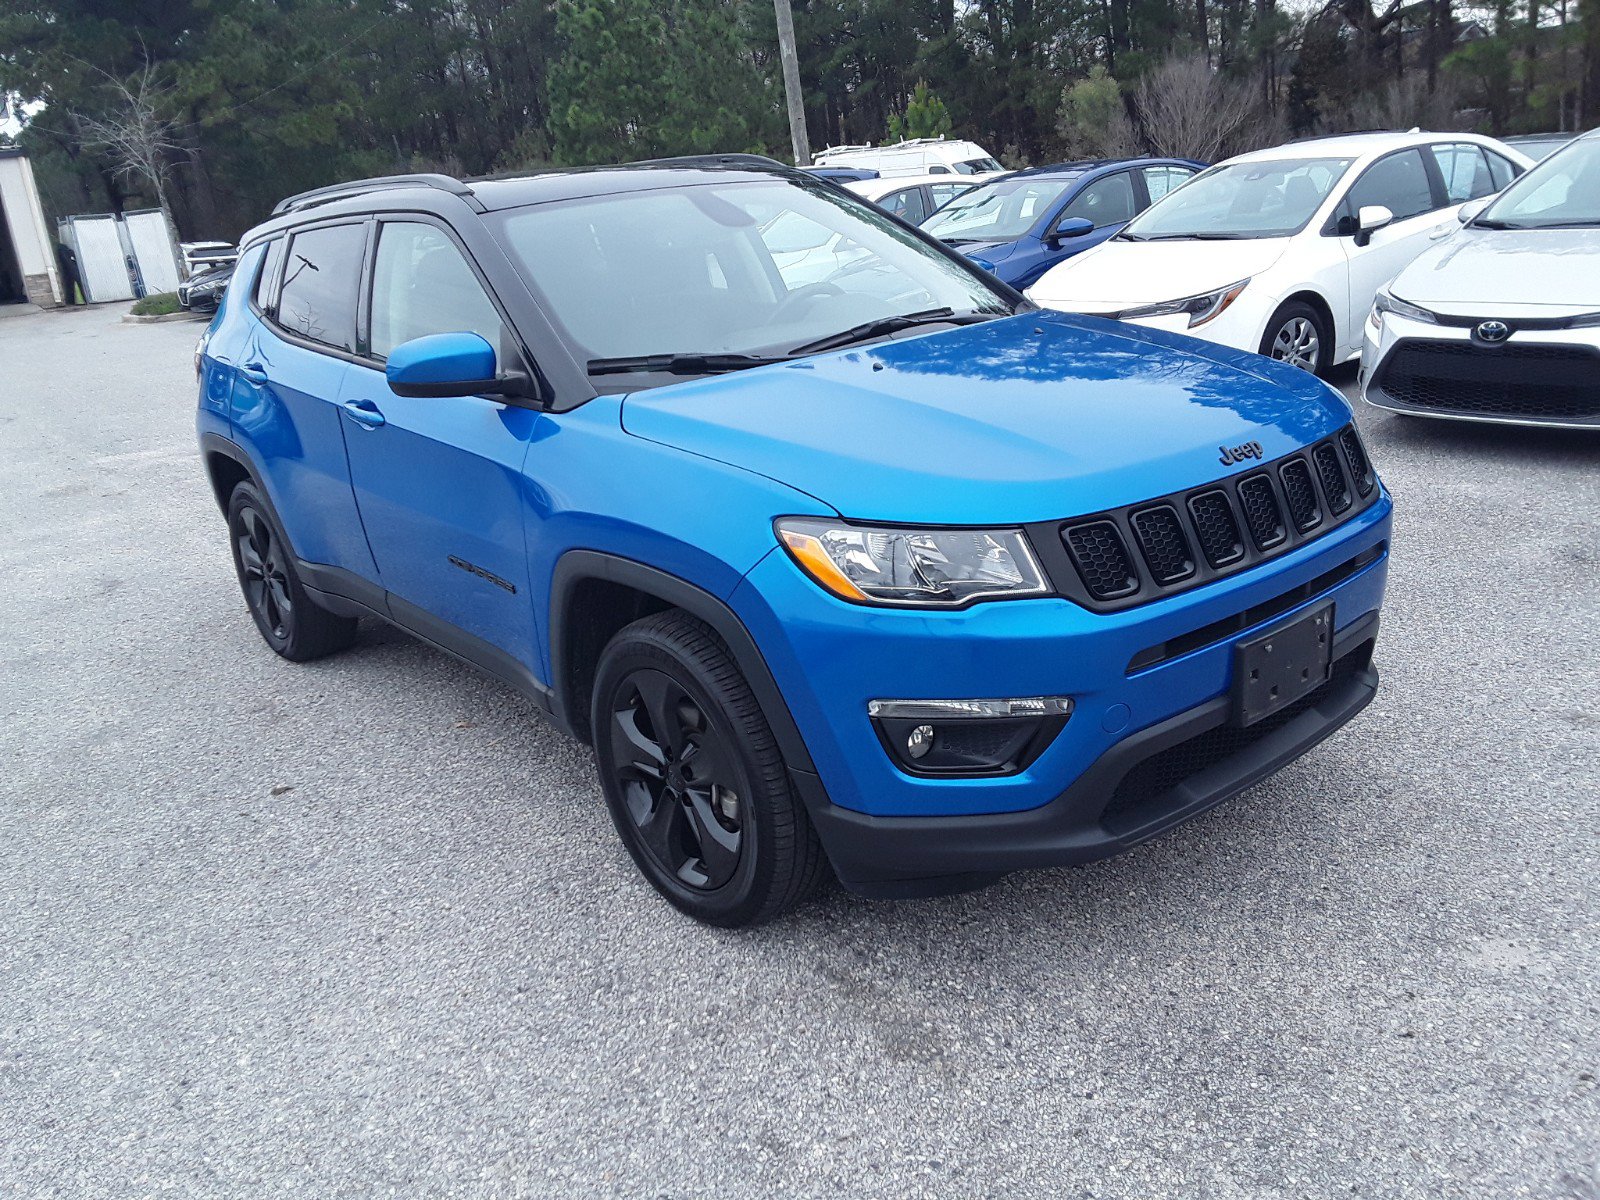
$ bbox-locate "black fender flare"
[548,550,816,774]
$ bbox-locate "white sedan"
[1027,130,1532,376]
[843,174,979,225]
[1362,127,1600,428]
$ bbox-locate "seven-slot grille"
[1048,424,1379,612]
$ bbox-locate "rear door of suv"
[234,220,378,578]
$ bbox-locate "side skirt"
[298,560,561,726]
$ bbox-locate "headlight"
[775,518,1050,607]
[1118,279,1249,328]
[1370,290,1437,330]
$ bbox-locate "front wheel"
[1260,301,1331,376]
[590,610,825,927]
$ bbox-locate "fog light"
[906,724,935,759]
[867,695,1074,777]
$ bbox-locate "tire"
[1259,300,1332,376]
[590,609,826,927]
[226,481,358,662]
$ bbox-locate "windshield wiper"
[789,308,999,356]
[1121,231,1252,242]
[1469,218,1527,230]
[586,352,790,377]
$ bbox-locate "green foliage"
[1055,67,1136,159]
[130,291,180,315]
[548,0,774,165]
[886,81,952,143]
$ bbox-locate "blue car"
[197,159,1390,926]
[922,158,1205,289]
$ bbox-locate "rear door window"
[253,238,286,313]
[1486,151,1520,190]
[1141,165,1197,204]
[1431,144,1496,203]
[277,223,367,352]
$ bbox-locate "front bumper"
[730,489,1392,890]
[1362,310,1600,428]
[803,610,1379,897]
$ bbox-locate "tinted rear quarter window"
[277,223,367,352]
[253,238,286,313]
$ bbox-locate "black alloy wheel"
[608,668,745,890]
[236,506,293,641]
[226,481,357,661]
[591,610,826,926]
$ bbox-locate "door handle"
[341,398,386,429]
[240,362,268,384]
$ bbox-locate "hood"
[619,313,1352,525]
[1390,226,1600,313]
[1028,238,1291,309]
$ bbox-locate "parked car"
[198,161,1391,925]
[920,158,1204,289]
[844,173,978,224]
[1502,132,1578,161]
[1362,127,1600,428]
[178,260,234,312]
[812,137,1006,179]
[1027,131,1533,375]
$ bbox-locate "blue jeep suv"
[197,158,1391,926]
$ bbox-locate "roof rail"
[627,153,790,170]
[271,173,478,216]
[814,144,876,156]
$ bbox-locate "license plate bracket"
[1232,603,1334,727]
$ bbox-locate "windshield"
[1121,157,1353,240]
[1476,138,1600,228]
[923,176,1078,241]
[490,178,1010,369]
[954,157,1004,175]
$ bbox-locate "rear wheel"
[227,482,357,661]
[1260,301,1331,376]
[591,610,825,927]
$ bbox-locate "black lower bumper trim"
[804,610,1380,899]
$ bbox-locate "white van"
[813,137,1006,180]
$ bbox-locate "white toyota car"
[1362,127,1600,428]
[1027,131,1532,375]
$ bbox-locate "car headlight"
[776,518,1050,607]
[1118,279,1249,328]
[1370,290,1437,331]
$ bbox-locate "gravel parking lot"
[1,304,1596,1198]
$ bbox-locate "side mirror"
[1457,196,1493,224]
[1047,216,1095,246]
[1353,204,1394,247]
[385,332,531,399]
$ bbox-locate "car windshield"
[922,176,1079,241]
[955,157,1004,175]
[489,177,1011,370]
[1475,138,1600,228]
[1120,157,1353,240]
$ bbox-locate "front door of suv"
[338,218,541,664]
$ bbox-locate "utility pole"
[773,0,811,165]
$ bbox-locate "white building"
[0,148,63,307]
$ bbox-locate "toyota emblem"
[1475,320,1510,344]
